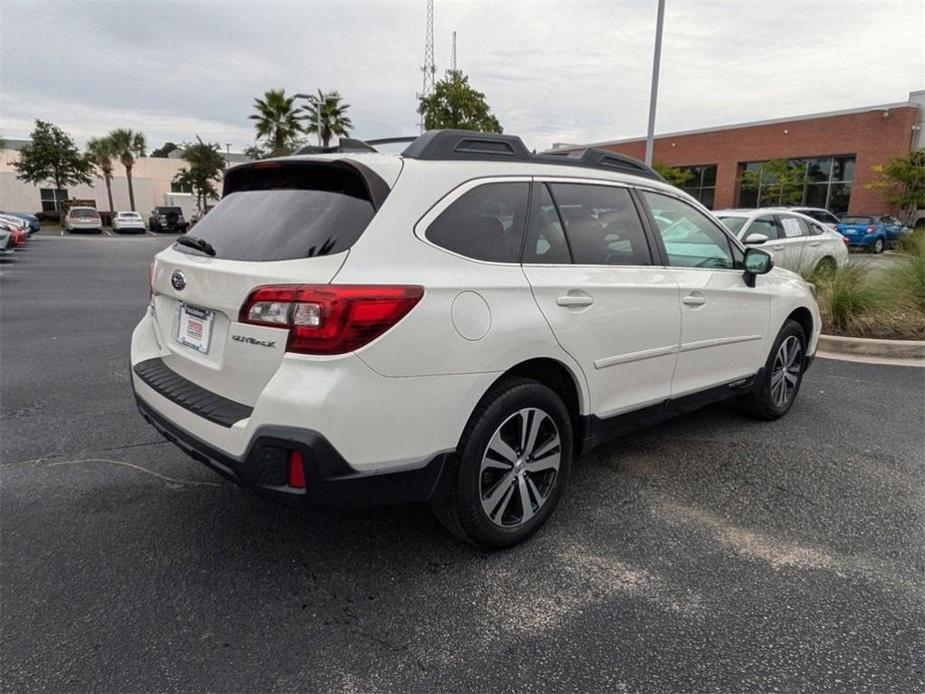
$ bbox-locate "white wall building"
[0,146,247,215]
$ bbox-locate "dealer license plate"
[177,304,213,354]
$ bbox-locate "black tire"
[739,319,807,421]
[872,238,885,254]
[432,376,573,549]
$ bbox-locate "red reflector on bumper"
[288,451,306,489]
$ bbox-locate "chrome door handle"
[682,294,706,306]
[556,295,593,307]
[809,241,821,247]
[770,245,785,251]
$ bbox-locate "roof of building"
[550,91,924,153]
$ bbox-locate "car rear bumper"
[134,392,452,507]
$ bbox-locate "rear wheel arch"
[488,358,585,450]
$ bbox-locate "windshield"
[840,216,873,225]
[184,165,376,262]
[119,212,141,218]
[717,216,747,233]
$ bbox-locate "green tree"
[653,163,694,188]
[150,142,179,158]
[173,137,226,213]
[866,150,925,223]
[13,120,92,216]
[249,88,304,157]
[302,90,353,147]
[108,129,146,211]
[740,159,805,206]
[242,144,268,160]
[418,70,502,133]
[86,136,117,214]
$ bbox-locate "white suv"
[131,130,821,548]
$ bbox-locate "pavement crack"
[47,458,221,487]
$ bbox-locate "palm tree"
[108,129,146,211]
[249,89,304,157]
[302,90,353,148]
[86,136,116,214]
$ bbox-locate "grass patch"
[805,249,925,340]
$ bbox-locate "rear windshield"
[840,216,873,224]
[71,208,99,218]
[717,216,747,233]
[185,164,376,261]
[156,207,183,214]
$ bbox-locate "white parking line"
[103,229,112,237]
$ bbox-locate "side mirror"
[744,232,769,245]
[743,247,773,287]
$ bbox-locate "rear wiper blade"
[175,235,216,257]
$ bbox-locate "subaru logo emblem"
[171,270,186,291]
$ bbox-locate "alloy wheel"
[479,408,561,528]
[771,335,803,408]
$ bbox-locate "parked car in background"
[112,211,147,233]
[63,207,103,233]
[0,219,27,248]
[0,227,15,256]
[0,215,30,245]
[0,211,40,235]
[776,206,841,229]
[132,130,821,549]
[148,206,189,233]
[835,215,907,253]
[910,207,925,231]
[715,208,848,273]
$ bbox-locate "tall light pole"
[294,92,323,147]
[644,0,666,166]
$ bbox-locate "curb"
[818,334,925,360]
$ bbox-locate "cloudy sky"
[1,0,923,153]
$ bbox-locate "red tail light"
[239,284,424,355]
[866,225,877,234]
[287,451,306,489]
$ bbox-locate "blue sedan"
[835,215,906,253]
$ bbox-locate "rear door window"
[547,184,652,266]
[425,182,529,263]
[185,164,377,261]
[778,215,809,238]
[523,184,571,264]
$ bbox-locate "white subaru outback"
[131,130,820,548]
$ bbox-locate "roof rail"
[400,129,664,181]
[295,137,377,155]
[291,130,664,182]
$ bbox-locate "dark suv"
[148,206,188,233]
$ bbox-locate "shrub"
[811,263,884,333]
[886,231,925,311]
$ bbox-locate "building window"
[40,188,69,212]
[736,155,856,215]
[677,165,717,209]
[170,181,192,194]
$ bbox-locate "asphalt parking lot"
[2,233,923,693]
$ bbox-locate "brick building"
[552,90,924,215]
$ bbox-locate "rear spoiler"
[222,158,392,210]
